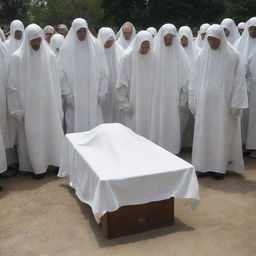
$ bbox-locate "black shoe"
[196,172,211,178]
[212,173,225,180]
[33,173,45,180]
[0,185,3,191]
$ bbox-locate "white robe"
[235,17,256,145]
[97,27,124,123]
[7,24,64,174]
[116,23,136,50]
[150,24,190,154]
[4,20,24,57]
[189,25,248,174]
[0,129,7,173]
[58,18,108,133]
[221,18,240,45]
[116,31,154,139]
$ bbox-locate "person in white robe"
[5,20,24,56]
[221,18,240,45]
[50,33,64,56]
[237,22,245,36]
[44,25,55,44]
[150,24,190,154]
[235,17,256,145]
[195,23,210,49]
[116,31,154,139]
[146,27,157,38]
[0,128,7,190]
[58,18,108,133]
[7,24,64,179]
[98,27,124,123]
[178,26,200,147]
[189,24,248,180]
[116,22,136,50]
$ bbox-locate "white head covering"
[195,23,210,49]
[9,23,64,173]
[116,22,136,49]
[44,25,54,34]
[5,20,24,56]
[190,24,247,113]
[146,27,157,38]
[0,38,9,148]
[97,27,124,122]
[178,26,200,66]
[117,31,154,137]
[150,24,190,153]
[50,33,64,55]
[221,18,240,45]
[235,17,256,69]
[0,29,6,42]
[238,22,246,30]
[58,18,108,132]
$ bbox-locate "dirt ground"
[0,152,256,256]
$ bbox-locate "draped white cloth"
[5,20,24,56]
[178,26,200,67]
[221,18,240,45]
[246,48,256,149]
[189,24,248,174]
[58,18,108,133]
[237,22,245,31]
[235,17,256,71]
[50,33,64,55]
[116,31,154,139]
[146,27,157,38]
[235,17,256,144]
[150,24,190,154]
[0,129,7,173]
[58,123,200,223]
[7,24,64,174]
[0,39,11,149]
[195,23,210,49]
[116,23,136,49]
[97,27,124,123]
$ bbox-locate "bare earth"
[1,152,256,256]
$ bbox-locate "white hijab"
[97,27,124,122]
[178,26,200,66]
[12,24,64,172]
[235,17,256,69]
[50,33,64,55]
[58,18,108,132]
[116,22,136,49]
[146,27,157,38]
[237,22,246,31]
[221,18,240,45]
[195,23,210,49]
[5,20,24,56]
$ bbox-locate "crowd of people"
[0,16,255,191]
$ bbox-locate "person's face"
[249,26,256,38]
[207,36,221,50]
[164,34,175,46]
[238,29,244,35]
[30,37,42,51]
[104,39,114,49]
[14,30,22,40]
[180,35,188,47]
[123,28,132,40]
[58,28,68,37]
[223,27,230,37]
[45,32,53,43]
[201,32,206,40]
[140,41,150,55]
[76,27,87,41]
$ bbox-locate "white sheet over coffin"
[58,123,200,223]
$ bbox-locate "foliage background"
[0,0,255,31]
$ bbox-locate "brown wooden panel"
[100,198,174,239]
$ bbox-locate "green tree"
[29,0,104,29]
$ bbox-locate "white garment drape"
[221,18,240,45]
[189,24,248,174]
